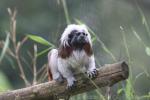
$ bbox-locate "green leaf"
[37,47,54,57]
[92,36,97,43]
[145,47,150,56]
[0,71,12,91]
[117,88,123,95]
[0,33,10,63]
[125,79,134,100]
[132,28,142,42]
[27,34,53,46]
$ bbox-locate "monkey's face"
[60,24,92,48]
[68,30,88,48]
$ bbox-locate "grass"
[0,33,10,63]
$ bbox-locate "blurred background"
[0,0,150,99]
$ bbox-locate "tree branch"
[0,61,129,100]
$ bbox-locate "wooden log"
[0,61,129,100]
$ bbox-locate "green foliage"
[37,47,52,57]
[0,71,12,91]
[117,88,123,95]
[136,1,150,37]
[145,47,150,56]
[61,0,71,25]
[125,79,135,100]
[28,34,55,57]
[75,19,117,62]
[27,34,54,47]
[139,92,150,100]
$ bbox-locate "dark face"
[68,30,88,49]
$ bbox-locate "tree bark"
[0,61,129,100]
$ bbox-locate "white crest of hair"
[60,24,92,47]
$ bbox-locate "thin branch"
[37,64,47,76]
[8,8,17,46]
[16,53,30,86]
[7,8,30,86]
[37,65,47,83]
[20,56,32,73]
[33,45,37,85]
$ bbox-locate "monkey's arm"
[86,55,98,78]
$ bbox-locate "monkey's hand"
[87,69,98,79]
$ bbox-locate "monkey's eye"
[82,32,86,35]
[77,32,81,36]
[82,32,88,36]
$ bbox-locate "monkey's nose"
[80,36,84,39]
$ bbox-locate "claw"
[55,75,64,84]
[87,69,98,79]
[67,80,77,90]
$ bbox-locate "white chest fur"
[68,50,89,68]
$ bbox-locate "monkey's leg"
[58,66,76,89]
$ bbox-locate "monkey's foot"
[55,75,64,84]
[87,69,98,79]
[66,77,77,90]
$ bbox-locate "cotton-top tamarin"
[48,24,97,89]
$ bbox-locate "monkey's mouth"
[71,39,87,49]
[78,38,87,44]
